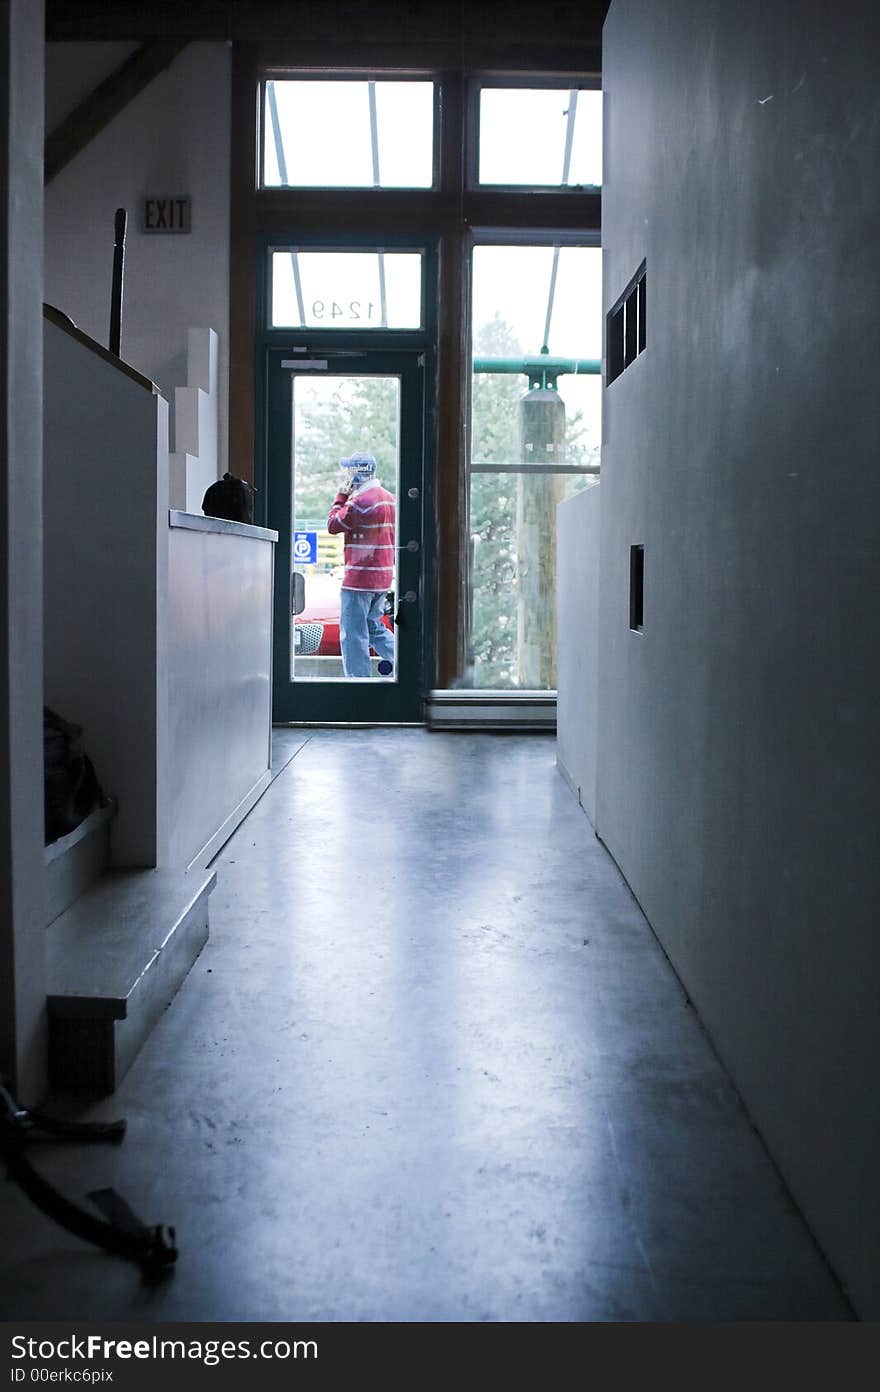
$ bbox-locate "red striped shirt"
[327,482,396,591]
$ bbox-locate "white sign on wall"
[142,196,191,234]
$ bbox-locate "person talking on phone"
[327,452,396,678]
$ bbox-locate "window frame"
[266,243,428,333]
[466,231,603,691]
[232,44,602,688]
[466,74,603,194]
[258,72,441,192]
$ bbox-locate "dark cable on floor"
[1,1081,177,1279]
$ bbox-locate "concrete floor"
[0,731,852,1321]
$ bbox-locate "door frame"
[255,234,438,723]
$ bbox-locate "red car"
[293,570,393,658]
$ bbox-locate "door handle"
[291,570,305,615]
[394,590,418,626]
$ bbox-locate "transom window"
[261,79,435,189]
[270,249,424,330]
[476,85,602,188]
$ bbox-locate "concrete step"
[46,867,215,1095]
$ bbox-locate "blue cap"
[340,452,377,476]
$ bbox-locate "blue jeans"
[339,588,395,677]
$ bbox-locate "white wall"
[166,520,274,870]
[44,318,276,876]
[598,0,880,1317]
[43,319,169,867]
[44,41,231,473]
[556,483,600,826]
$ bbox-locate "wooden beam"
[434,71,468,689]
[253,41,601,76]
[44,39,188,184]
[251,190,601,239]
[46,1,230,40]
[255,190,458,238]
[464,191,601,233]
[47,0,609,50]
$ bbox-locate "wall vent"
[606,262,646,385]
[629,544,644,632]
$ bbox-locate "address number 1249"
[311,300,376,321]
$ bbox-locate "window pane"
[290,376,400,683]
[263,80,434,188]
[478,87,602,187]
[271,250,423,329]
[472,245,602,360]
[468,245,602,691]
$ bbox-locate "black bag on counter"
[202,472,255,524]
[43,707,105,844]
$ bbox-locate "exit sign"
[142,196,191,233]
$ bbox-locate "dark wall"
[599,0,880,1316]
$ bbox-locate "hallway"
[1,731,851,1321]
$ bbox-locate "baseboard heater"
[425,690,556,732]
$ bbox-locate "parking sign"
[293,531,318,565]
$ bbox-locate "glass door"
[267,349,426,722]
